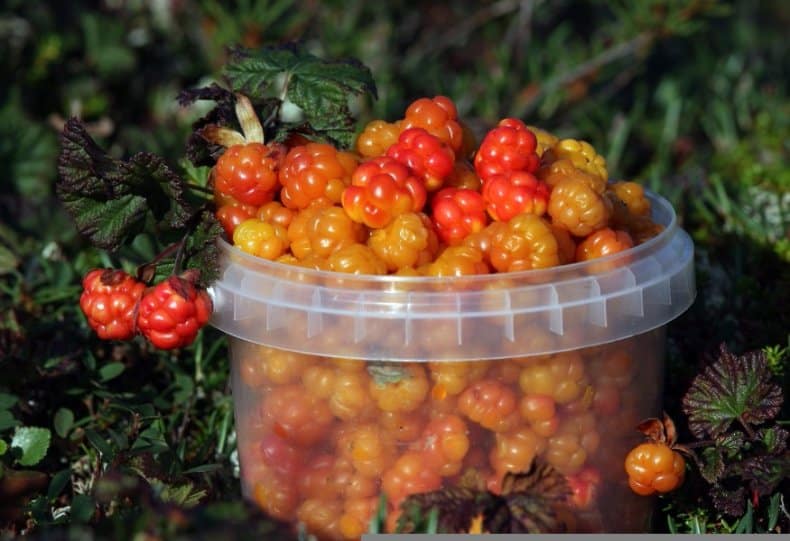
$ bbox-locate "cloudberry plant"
[80,269,145,341]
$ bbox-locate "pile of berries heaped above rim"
[213,94,663,277]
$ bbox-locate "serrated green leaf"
[760,426,788,454]
[11,426,51,466]
[733,453,790,496]
[56,119,193,251]
[183,209,223,288]
[715,430,747,459]
[53,408,74,438]
[99,362,125,382]
[225,43,376,149]
[682,344,784,439]
[699,446,726,483]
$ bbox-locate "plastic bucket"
[210,191,695,537]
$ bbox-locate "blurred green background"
[0,0,787,537]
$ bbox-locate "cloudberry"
[327,243,387,275]
[233,218,290,260]
[544,138,607,187]
[548,176,611,237]
[401,96,463,153]
[214,142,286,206]
[136,274,212,350]
[80,269,145,341]
[482,171,550,222]
[387,127,455,191]
[368,212,438,271]
[474,118,539,182]
[489,213,560,272]
[432,187,488,245]
[575,228,633,262]
[355,119,401,158]
[342,156,427,228]
[279,143,358,210]
[625,442,685,495]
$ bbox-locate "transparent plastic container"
[209,191,695,538]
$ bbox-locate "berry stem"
[137,241,183,283]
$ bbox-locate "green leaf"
[0,410,19,432]
[0,392,17,410]
[225,43,377,148]
[698,446,726,483]
[99,362,125,382]
[682,344,784,439]
[53,408,74,438]
[70,494,95,523]
[48,468,72,500]
[11,426,51,466]
[56,119,193,251]
[0,440,7,456]
[183,210,223,288]
[0,244,18,275]
[0,103,58,200]
[84,428,114,458]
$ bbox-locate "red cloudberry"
[482,171,550,222]
[342,156,427,228]
[431,187,488,245]
[214,142,286,206]
[80,269,145,340]
[136,274,212,350]
[474,118,539,182]
[387,127,455,191]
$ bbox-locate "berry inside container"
[209,190,695,538]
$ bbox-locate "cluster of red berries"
[214,95,662,275]
[79,269,212,350]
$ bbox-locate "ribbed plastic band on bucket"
[209,191,695,361]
